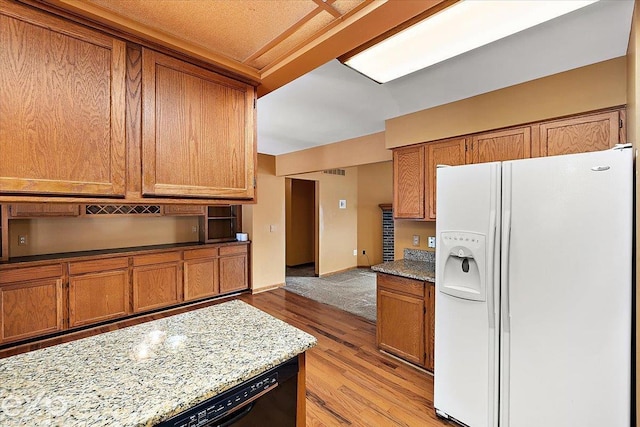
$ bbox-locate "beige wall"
[394,220,436,260]
[356,161,392,266]
[626,1,639,422]
[242,154,286,292]
[386,57,627,149]
[285,178,315,266]
[290,168,358,276]
[276,131,392,176]
[9,216,198,257]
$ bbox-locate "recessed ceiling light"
[344,0,599,83]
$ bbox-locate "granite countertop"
[371,248,436,282]
[0,300,317,426]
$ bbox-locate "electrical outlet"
[412,235,420,246]
[18,235,27,246]
[428,236,436,248]
[353,249,357,256]
[191,226,198,234]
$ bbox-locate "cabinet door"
[132,262,182,313]
[539,111,620,156]
[142,48,256,199]
[426,138,466,220]
[219,254,248,294]
[393,145,425,219]
[69,269,130,328]
[470,127,531,163]
[9,204,79,218]
[377,288,425,365]
[1,278,63,343]
[184,258,219,301]
[0,3,126,197]
[424,285,435,371]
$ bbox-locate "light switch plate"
[339,200,347,209]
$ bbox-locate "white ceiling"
[257,0,635,155]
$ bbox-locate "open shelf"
[202,206,242,243]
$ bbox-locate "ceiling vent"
[323,169,346,176]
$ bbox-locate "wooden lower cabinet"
[376,273,434,370]
[184,248,219,301]
[424,285,436,371]
[68,258,130,328]
[132,252,182,313]
[0,243,249,345]
[219,245,248,294]
[0,264,64,343]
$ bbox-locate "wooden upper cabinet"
[393,145,425,219]
[0,2,126,197]
[470,127,531,163]
[539,111,620,157]
[426,138,466,220]
[141,48,256,199]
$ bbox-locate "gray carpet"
[284,268,376,322]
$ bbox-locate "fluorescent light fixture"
[344,0,599,83]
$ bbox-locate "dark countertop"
[0,240,250,269]
[371,259,436,283]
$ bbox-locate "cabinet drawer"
[220,244,248,256]
[163,205,206,216]
[184,247,218,260]
[9,204,80,218]
[133,251,181,266]
[0,264,63,285]
[376,273,424,298]
[69,257,129,275]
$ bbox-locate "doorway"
[285,178,318,277]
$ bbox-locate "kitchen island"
[0,300,316,426]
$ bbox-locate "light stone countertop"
[0,300,317,427]
[371,259,436,283]
[371,248,436,282]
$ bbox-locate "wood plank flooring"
[240,289,451,427]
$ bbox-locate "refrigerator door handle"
[487,210,497,329]
[501,210,512,333]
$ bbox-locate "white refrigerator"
[433,147,632,427]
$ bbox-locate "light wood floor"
[240,289,452,427]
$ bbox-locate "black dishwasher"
[156,356,298,427]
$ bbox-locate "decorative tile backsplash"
[404,248,435,263]
[382,210,394,262]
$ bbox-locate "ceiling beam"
[257,0,450,97]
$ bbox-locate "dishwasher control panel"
[170,373,278,427]
[156,356,299,427]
